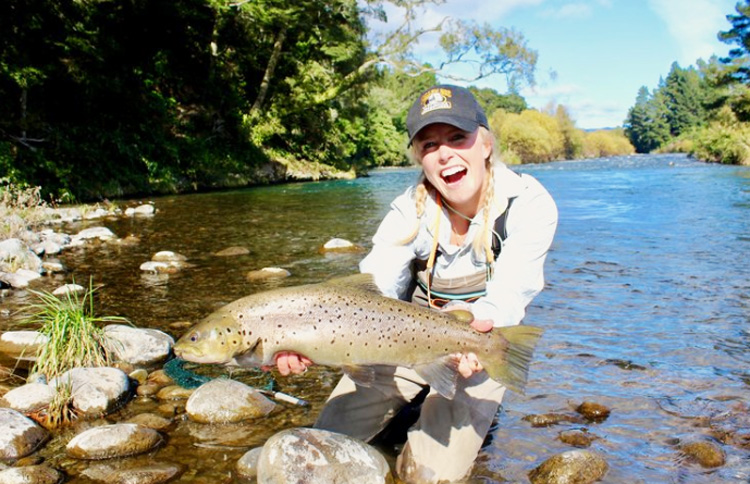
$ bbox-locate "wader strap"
[491,197,516,259]
[425,194,443,308]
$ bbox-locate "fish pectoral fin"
[325,273,382,295]
[414,356,459,400]
[232,338,263,367]
[444,309,474,324]
[342,364,378,387]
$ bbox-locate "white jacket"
[360,163,558,327]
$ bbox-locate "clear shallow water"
[3,154,750,482]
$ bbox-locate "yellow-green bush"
[688,122,750,165]
[582,129,635,158]
[492,109,565,163]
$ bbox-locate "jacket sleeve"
[359,191,419,300]
[472,174,558,327]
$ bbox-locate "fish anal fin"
[342,364,378,387]
[325,273,382,294]
[414,356,459,399]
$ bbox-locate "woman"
[275,85,558,483]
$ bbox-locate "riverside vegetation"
[4,1,748,204]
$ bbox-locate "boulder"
[529,450,609,484]
[0,331,48,363]
[256,428,391,484]
[103,325,173,367]
[185,379,275,424]
[0,239,42,273]
[0,464,62,484]
[318,238,363,254]
[66,423,162,460]
[0,408,48,459]
[49,367,131,416]
[0,383,54,413]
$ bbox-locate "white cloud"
[540,3,594,19]
[647,0,733,64]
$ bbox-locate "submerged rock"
[256,427,391,484]
[70,227,117,246]
[318,238,363,254]
[150,251,186,263]
[81,462,181,483]
[529,450,608,484]
[214,246,250,257]
[52,284,85,296]
[0,408,48,459]
[575,402,611,423]
[246,267,291,281]
[66,423,162,460]
[679,440,726,468]
[523,413,584,428]
[0,464,62,484]
[185,379,275,424]
[558,429,599,448]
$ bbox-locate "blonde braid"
[471,162,496,263]
[397,175,430,245]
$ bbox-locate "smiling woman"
[298,85,559,483]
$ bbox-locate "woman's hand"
[451,317,494,378]
[265,351,313,376]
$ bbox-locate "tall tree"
[718,0,750,84]
[661,62,706,136]
[624,86,670,153]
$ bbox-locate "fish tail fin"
[483,325,544,394]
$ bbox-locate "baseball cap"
[406,85,488,145]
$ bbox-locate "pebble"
[575,402,611,422]
[246,267,291,281]
[679,440,726,468]
[66,423,162,460]
[529,450,609,484]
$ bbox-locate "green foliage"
[686,108,750,165]
[582,129,635,158]
[27,283,128,380]
[718,0,750,84]
[625,86,673,153]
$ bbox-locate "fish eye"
[189,334,198,342]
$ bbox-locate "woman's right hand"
[270,351,313,376]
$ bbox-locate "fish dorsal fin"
[342,364,377,387]
[414,356,460,399]
[325,273,382,294]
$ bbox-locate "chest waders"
[410,196,515,309]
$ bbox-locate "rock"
[49,367,131,416]
[66,423,162,460]
[256,427,391,484]
[0,408,49,459]
[32,240,62,257]
[0,331,48,363]
[246,267,291,281]
[0,383,54,413]
[529,450,609,484]
[155,385,194,401]
[523,413,584,428]
[318,238,363,254]
[125,413,173,431]
[81,462,181,483]
[214,246,250,257]
[236,447,263,480]
[558,429,599,448]
[679,440,725,468]
[185,379,275,424]
[575,402,611,423]
[83,208,109,220]
[151,251,186,262]
[129,369,149,385]
[0,464,62,484]
[103,325,174,367]
[124,204,155,217]
[146,370,173,386]
[52,284,85,296]
[139,261,179,274]
[0,239,43,273]
[41,260,66,273]
[70,227,117,245]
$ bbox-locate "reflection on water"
[3,155,750,482]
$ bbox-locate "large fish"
[173,274,543,398]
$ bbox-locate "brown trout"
[173,274,543,398]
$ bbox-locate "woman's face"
[413,123,492,215]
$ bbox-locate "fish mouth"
[441,166,467,185]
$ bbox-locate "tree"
[624,86,670,153]
[718,0,750,84]
[661,62,706,136]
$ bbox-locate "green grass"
[26,281,128,380]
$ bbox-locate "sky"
[370,0,741,129]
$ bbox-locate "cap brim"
[408,116,480,145]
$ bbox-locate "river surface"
[2,153,750,482]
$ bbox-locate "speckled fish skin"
[174,274,543,397]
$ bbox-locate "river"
[3,153,750,482]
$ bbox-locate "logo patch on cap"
[420,88,453,115]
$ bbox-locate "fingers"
[456,352,483,378]
[275,352,312,376]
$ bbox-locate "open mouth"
[441,166,467,184]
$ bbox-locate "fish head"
[173,312,244,364]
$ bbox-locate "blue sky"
[372,0,740,129]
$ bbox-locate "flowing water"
[2,153,750,482]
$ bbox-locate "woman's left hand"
[452,318,494,378]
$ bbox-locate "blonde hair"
[404,127,503,264]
